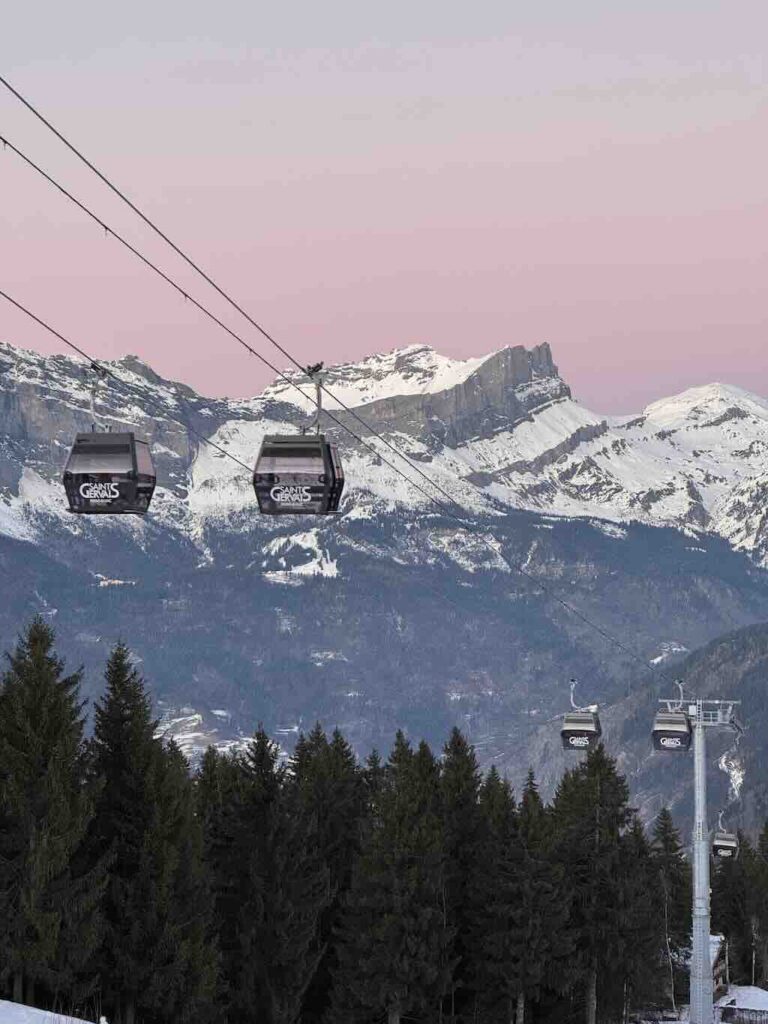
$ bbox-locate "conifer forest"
[2,619,768,1024]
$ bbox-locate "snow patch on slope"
[0,1000,96,1023]
[261,345,495,413]
[717,986,768,1011]
[187,418,293,523]
[263,529,339,582]
[456,399,603,470]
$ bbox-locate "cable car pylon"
[653,688,742,1024]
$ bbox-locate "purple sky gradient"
[2,1,766,413]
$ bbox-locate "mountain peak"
[261,341,559,415]
[642,382,768,430]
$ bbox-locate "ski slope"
[0,1002,97,1023]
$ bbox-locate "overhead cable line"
[0,92,648,668]
[0,288,254,474]
[0,74,508,510]
[0,133,460,513]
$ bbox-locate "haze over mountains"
[1,337,767,824]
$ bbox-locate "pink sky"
[1,1,766,413]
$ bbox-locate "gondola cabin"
[652,711,692,752]
[253,434,344,515]
[63,432,156,514]
[713,831,739,859]
[561,711,602,751]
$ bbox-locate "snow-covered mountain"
[1,338,767,797]
[4,338,765,560]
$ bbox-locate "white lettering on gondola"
[659,736,683,748]
[80,482,121,500]
[567,735,591,748]
[270,485,312,504]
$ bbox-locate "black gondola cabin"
[63,432,156,514]
[253,434,344,515]
[713,831,738,859]
[561,711,602,751]
[652,711,692,752]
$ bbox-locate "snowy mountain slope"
[446,382,768,557]
[1,337,768,795]
[2,338,766,563]
[261,343,494,411]
[158,375,765,568]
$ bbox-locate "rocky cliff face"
[326,343,569,445]
[1,338,767,818]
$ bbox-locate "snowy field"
[717,987,768,1011]
[0,1002,95,1024]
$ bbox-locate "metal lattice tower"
[657,696,740,1024]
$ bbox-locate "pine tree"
[139,741,220,1023]
[289,726,367,1024]
[329,733,453,1024]
[200,729,329,1024]
[464,766,521,1024]
[440,727,484,1022]
[550,745,632,1024]
[465,768,573,1024]
[87,642,157,1024]
[290,722,330,790]
[713,832,758,985]
[0,618,102,1010]
[362,748,385,816]
[651,808,691,1009]
[753,822,768,984]
[197,746,250,1019]
[87,642,215,1024]
[513,770,573,1024]
[615,816,666,1015]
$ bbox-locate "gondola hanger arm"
[569,678,598,714]
[89,362,109,432]
[673,679,685,712]
[305,361,325,435]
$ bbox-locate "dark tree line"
[0,620,698,1023]
[713,825,768,987]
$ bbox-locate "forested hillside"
[2,619,768,1024]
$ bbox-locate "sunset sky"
[1,0,766,412]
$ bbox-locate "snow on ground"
[0,494,38,543]
[650,641,689,666]
[154,703,250,763]
[0,468,72,542]
[344,433,498,516]
[261,345,494,413]
[441,383,768,551]
[262,529,339,582]
[718,747,746,803]
[717,987,768,1011]
[187,418,285,516]
[454,398,604,470]
[426,528,511,574]
[0,1001,96,1023]
[642,383,768,432]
